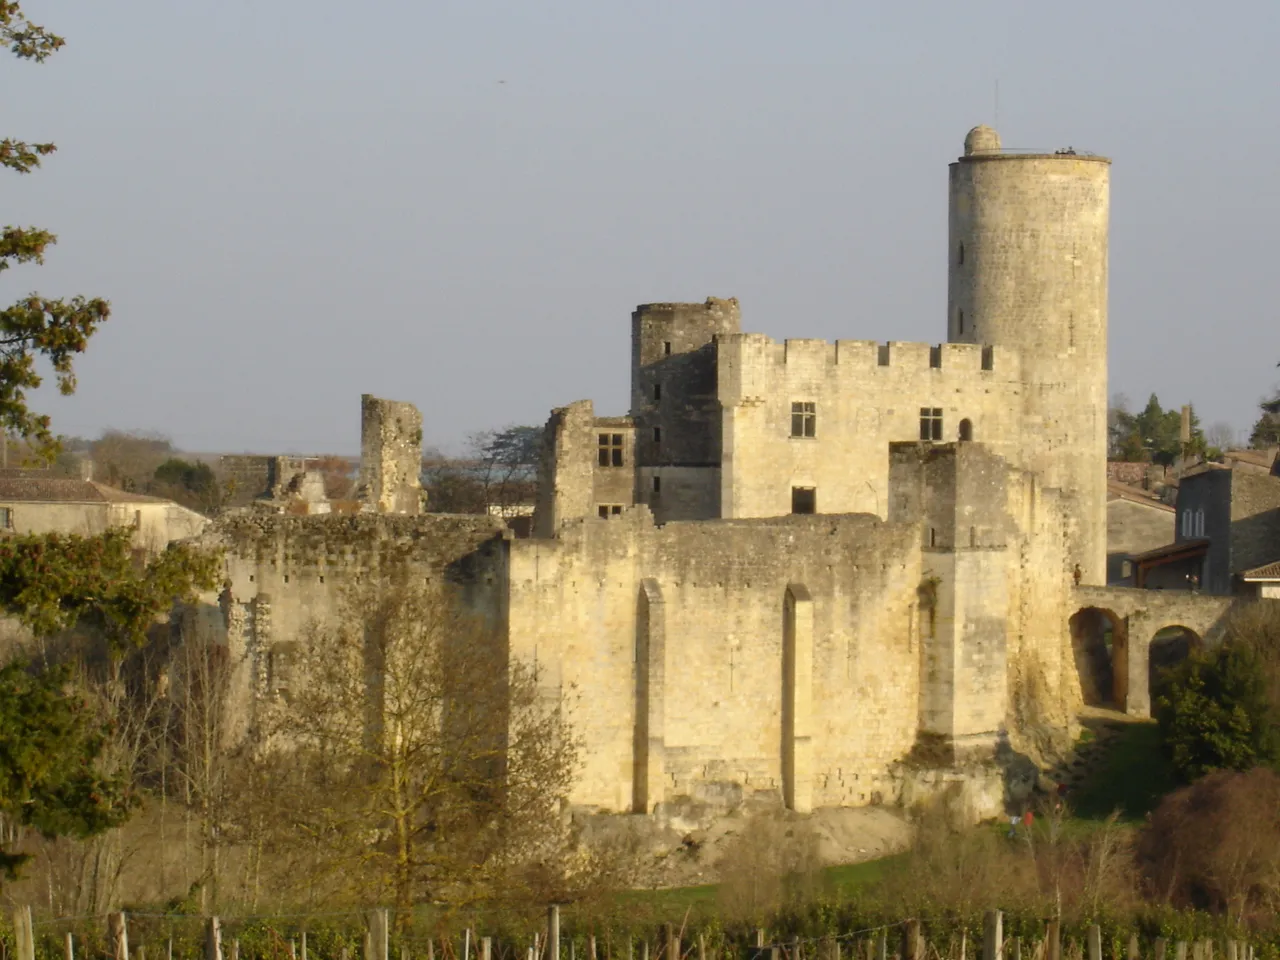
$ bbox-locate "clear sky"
[7,0,1278,454]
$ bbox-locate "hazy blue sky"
[7,0,1278,454]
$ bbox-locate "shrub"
[1155,606,1280,782]
[1139,767,1280,924]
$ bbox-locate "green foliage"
[153,457,221,513]
[1110,394,1205,465]
[0,659,132,877]
[1250,384,1280,449]
[0,528,220,654]
[0,2,109,457]
[1156,643,1280,782]
[1068,722,1177,821]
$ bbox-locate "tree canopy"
[1109,393,1206,465]
[0,660,132,877]
[1,3,110,458]
[0,528,220,656]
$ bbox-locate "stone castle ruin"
[187,127,1231,820]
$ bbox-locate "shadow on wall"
[1231,506,1280,587]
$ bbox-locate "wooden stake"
[1087,927,1101,960]
[1046,921,1061,960]
[984,912,1003,960]
[109,913,130,960]
[1154,940,1166,960]
[204,918,222,960]
[65,932,74,960]
[549,906,561,960]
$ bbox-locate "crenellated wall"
[718,334,1023,520]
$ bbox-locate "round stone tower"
[947,126,1111,584]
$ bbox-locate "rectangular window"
[597,504,624,518]
[663,341,672,356]
[790,401,816,438]
[598,433,624,467]
[652,476,661,494]
[919,407,943,442]
[654,383,662,401]
[0,507,10,529]
[653,426,662,444]
[791,487,816,515]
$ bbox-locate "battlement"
[717,334,1018,380]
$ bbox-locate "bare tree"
[264,576,579,920]
[1206,421,1238,453]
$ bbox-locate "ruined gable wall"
[718,335,1023,520]
[506,511,925,811]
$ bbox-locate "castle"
[191,127,1203,818]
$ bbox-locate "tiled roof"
[0,477,166,504]
[1106,480,1174,512]
[1241,560,1280,581]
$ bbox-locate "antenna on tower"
[994,79,1000,128]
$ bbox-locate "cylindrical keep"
[947,127,1111,584]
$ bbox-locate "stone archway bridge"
[1072,586,1237,718]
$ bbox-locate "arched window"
[959,418,973,442]
[1194,508,1205,537]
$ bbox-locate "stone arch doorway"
[1069,607,1128,707]
[1148,624,1201,705]
[958,418,973,442]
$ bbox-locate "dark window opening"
[957,243,964,266]
[598,433,625,467]
[877,343,891,366]
[957,308,965,335]
[919,408,943,442]
[928,527,937,548]
[791,487,816,515]
[791,401,816,438]
[653,383,662,401]
[612,505,622,515]
[959,418,973,442]
[598,504,624,518]
[663,341,672,356]
[981,346,994,371]
[598,506,609,518]
[929,345,942,368]
[0,507,11,529]
[653,426,662,444]
[652,476,661,494]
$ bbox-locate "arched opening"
[959,418,973,442]
[1149,624,1201,705]
[1069,607,1128,707]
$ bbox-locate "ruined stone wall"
[533,401,597,537]
[718,335,1022,520]
[192,513,509,738]
[948,142,1111,585]
[356,395,423,515]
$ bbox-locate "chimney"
[1180,405,1192,446]
[79,458,94,482]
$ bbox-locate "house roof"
[1129,538,1209,566]
[1241,560,1280,581]
[1107,480,1174,512]
[0,477,167,504]
[1223,448,1277,471]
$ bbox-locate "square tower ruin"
[356,394,424,515]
